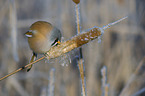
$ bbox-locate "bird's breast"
[28,37,52,54]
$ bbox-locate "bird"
[25,21,61,72]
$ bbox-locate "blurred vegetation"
[0,0,145,96]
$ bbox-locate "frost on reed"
[101,66,109,96]
[46,16,127,59]
[46,27,102,59]
[0,16,127,81]
[73,0,87,95]
[78,59,86,96]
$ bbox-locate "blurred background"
[0,0,145,96]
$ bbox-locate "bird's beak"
[25,31,33,37]
[57,41,61,44]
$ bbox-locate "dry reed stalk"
[78,60,86,96]
[104,85,109,96]
[0,56,45,81]
[73,0,87,96]
[48,68,55,96]
[132,87,145,96]
[0,27,101,81]
[101,66,109,96]
[0,1,9,25]
[8,78,29,96]
[9,0,19,62]
[75,4,81,34]
[46,27,101,59]
[119,57,145,96]
[0,16,127,81]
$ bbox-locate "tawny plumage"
[25,21,61,71]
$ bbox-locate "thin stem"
[9,0,19,62]
[102,16,128,30]
[101,66,109,96]
[0,56,45,81]
[48,68,55,96]
[0,16,127,81]
[75,4,81,34]
[75,3,87,96]
[78,60,86,96]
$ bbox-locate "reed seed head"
[72,0,80,4]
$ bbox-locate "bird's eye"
[25,30,33,37]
